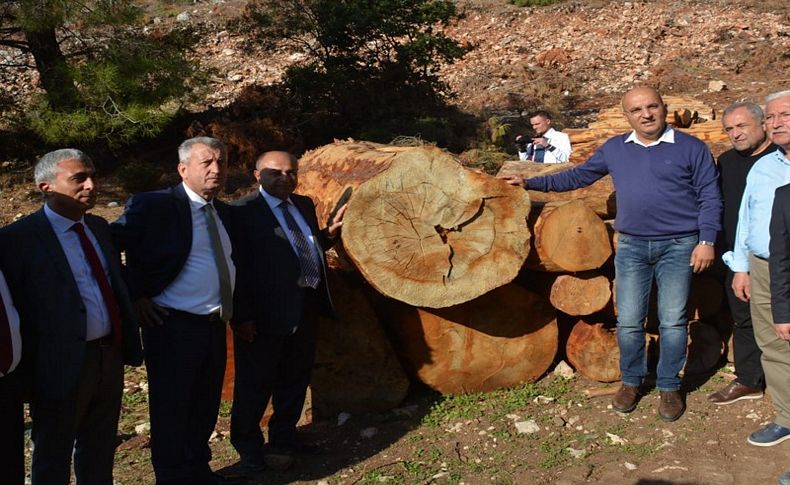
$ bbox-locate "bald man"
[501,86,722,422]
[229,151,345,473]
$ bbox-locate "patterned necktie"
[0,291,13,374]
[203,204,233,321]
[279,202,321,289]
[71,223,123,347]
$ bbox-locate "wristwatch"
[698,240,715,247]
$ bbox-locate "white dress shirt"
[44,204,112,341]
[0,269,21,377]
[153,183,236,315]
[259,186,323,268]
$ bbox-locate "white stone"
[553,360,575,379]
[515,420,540,434]
[360,427,378,438]
[107,201,119,208]
[624,462,637,470]
[134,422,150,435]
[606,432,625,445]
[708,80,727,92]
[176,11,192,23]
[566,447,586,459]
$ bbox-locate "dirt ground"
[2,0,790,483]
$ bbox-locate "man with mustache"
[501,86,722,422]
[229,151,345,473]
[0,149,143,484]
[113,137,239,484]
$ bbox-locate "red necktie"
[0,292,13,374]
[71,223,123,347]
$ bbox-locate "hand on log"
[327,203,348,238]
[497,174,526,188]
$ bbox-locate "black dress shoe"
[192,471,248,485]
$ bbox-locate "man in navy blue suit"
[113,137,238,485]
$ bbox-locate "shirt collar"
[259,185,292,210]
[625,125,675,147]
[543,127,557,137]
[43,203,85,233]
[182,182,213,209]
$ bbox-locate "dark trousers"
[230,302,317,462]
[143,310,226,484]
[30,341,123,485]
[0,371,25,485]
[725,270,765,389]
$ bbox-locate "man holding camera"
[515,110,572,164]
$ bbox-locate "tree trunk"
[24,27,81,110]
[497,160,616,218]
[524,200,612,272]
[549,272,612,316]
[382,284,558,394]
[340,144,533,308]
[565,320,621,383]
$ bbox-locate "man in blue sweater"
[501,86,722,421]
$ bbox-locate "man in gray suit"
[0,149,143,485]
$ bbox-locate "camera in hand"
[515,132,536,152]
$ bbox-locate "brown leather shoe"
[658,390,686,422]
[707,381,764,405]
[612,384,640,413]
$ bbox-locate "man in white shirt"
[516,110,573,164]
[113,137,239,485]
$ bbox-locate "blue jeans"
[615,234,696,391]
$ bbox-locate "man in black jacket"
[229,151,345,470]
[112,137,236,485]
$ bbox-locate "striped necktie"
[279,202,321,289]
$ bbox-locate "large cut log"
[342,146,532,308]
[549,273,612,316]
[497,161,616,218]
[382,284,558,394]
[524,200,612,272]
[565,320,621,383]
[311,252,410,417]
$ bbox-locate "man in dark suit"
[0,149,143,485]
[0,262,23,485]
[230,151,345,471]
[112,137,237,485]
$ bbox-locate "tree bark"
[24,27,81,110]
[382,284,558,394]
[524,200,612,272]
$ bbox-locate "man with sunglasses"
[229,151,345,473]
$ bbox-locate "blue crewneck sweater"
[526,129,722,242]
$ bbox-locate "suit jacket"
[770,183,790,323]
[231,191,334,335]
[111,183,233,300]
[0,209,143,401]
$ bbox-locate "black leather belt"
[754,254,768,262]
[166,308,223,324]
